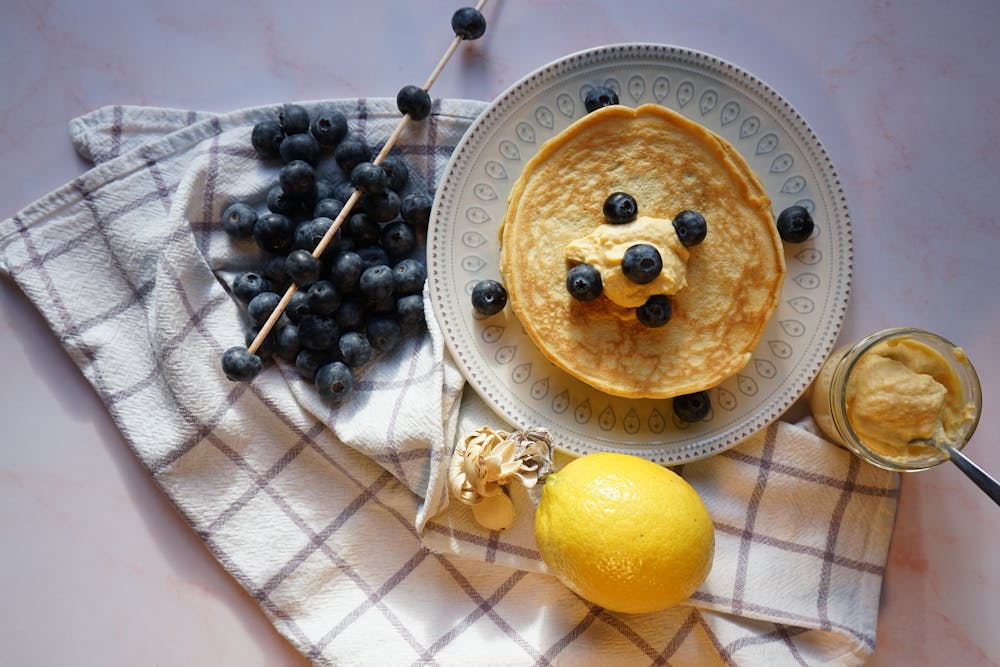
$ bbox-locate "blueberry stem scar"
[247,0,490,355]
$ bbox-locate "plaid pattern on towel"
[0,99,897,666]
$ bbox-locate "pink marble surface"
[1,1,998,664]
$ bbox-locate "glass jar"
[809,327,982,472]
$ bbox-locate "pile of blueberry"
[221,102,433,402]
[220,5,488,406]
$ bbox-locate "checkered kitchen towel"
[0,100,898,666]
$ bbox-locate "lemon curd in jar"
[809,328,981,470]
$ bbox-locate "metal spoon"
[911,438,1000,507]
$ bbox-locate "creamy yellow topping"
[846,338,975,459]
[564,216,689,308]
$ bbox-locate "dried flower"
[448,425,555,530]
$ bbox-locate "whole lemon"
[534,451,715,614]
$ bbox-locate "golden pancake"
[499,103,785,399]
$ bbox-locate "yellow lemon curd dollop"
[534,452,714,614]
[846,338,976,460]
[564,216,689,309]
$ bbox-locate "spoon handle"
[942,444,1000,508]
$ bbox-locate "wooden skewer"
[248,1,488,355]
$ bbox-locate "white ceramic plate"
[428,43,852,464]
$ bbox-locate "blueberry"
[310,106,348,147]
[315,361,355,405]
[602,192,638,224]
[621,244,663,284]
[222,346,262,382]
[471,279,507,316]
[346,213,381,247]
[279,104,311,135]
[330,250,365,294]
[776,205,814,243]
[393,258,427,296]
[295,189,319,212]
[357,245,391,270]
[333,234,355,253]
[397,84,432,121]
[266,185,308,219]
[584,86,619,113]
[314,179,337,202]
[279,132,321,165]
[333,295,367,332]
[381,221,417,261]
[363,189,401,223]
[314,198,344,220]
[221,201,258,238]
[298,314,340,351]
[253,213,295,253]
[334,137,370,175]
[279,160,318,199]
[247,291,282,328]
[451,6,487,39]
[332,180,357,204]
[251,119,283,159]
[395,294,425,334]
[295,348,335,381]
[566,263,603,301]
[366,293,397,315]
[245,327,278,361]
[286,289,312,323]
[338,331,372,368]
[672,210,708,247]
[673,391,711,422]
[276,324,301,363]
[367,316,402,354]
[233,271,271,304]
[359,264,395,302]
[351,161,388,193]
[636,294,672,328]
[266,184,295,214]
[262,254,291,291]
[400,192,433,229]
[306,279,341,315]
[323,237,350,261]
[294,216,333,252]
[286,248,322,287]
[380,154,409,192]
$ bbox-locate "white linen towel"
[0,99,898,666]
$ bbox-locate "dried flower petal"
[471,492,516,531]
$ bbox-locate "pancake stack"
[499,103,785,399]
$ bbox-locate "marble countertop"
[2,1,998,664]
